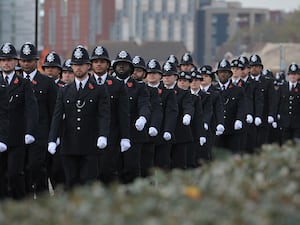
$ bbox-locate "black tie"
[291,84,294,92]
[97,76,102,85]
[222,85,226,90]
[78,82,83,92]
[4,76,9,86]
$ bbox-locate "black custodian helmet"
[42,51,62,69]
[132,56,147,71]
[113,50,134,73]
[146,59,162,74]
[70,45,91,65]
[19,42,39,60]
[0,42,18,59]
[162,61,178,76]
[90,45,110,64]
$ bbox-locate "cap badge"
[251,55,257,62]
[2,43,11,54]
[95,46,104,56]
[47,53,55,62]
[291,64,297,71]
[168,55,176,63]
[164,62,171,71]
[220,60,227,68]
[148,59,156,69]
[23,44,31,55]
[119,51,127,59]
[74,48,83,59]
[183,53,190,61]
[132,56,141,64]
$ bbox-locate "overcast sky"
[224,0,300,12]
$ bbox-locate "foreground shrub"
[1,142,300,225]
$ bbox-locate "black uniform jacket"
[5,73,39,146]
[48,78,110,155]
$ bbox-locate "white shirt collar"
[75,76,89,90]
[2,71,15,84]
[23,69,37,81]
[147,82,160,88]
[93,73,108,85]
[191,88,200,96]
[219,81,230,90]
[164,81,176,89]
[200,84,210,92]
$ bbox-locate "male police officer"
[90,46,130,184]
[19,42,57,195]
[48,45,110,190]
[113,50,151,183]
[43,51,65,87]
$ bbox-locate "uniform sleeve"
[0,85,9,144]
[118,82,130,139]
[48,87,64,142]
[164,90,178,133]
[24,79,39,136]
[97,85,111,137]
[137,83,151,121]
[149,88,163,131]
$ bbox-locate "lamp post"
[35,0,38,48]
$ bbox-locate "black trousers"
[118,143,142,184]
[25,141,47,194]
[255,125,270,148]
[46,147,65,189]
[0,146,26,200]
[281,127,300,144]
[216,132,243,154]
[97,145,119,184]
[61,154,98,191]
[171,143,187,169]
[154,143,172,170]
[241,124,256,154]
[140,143,155,177]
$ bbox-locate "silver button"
[77,127,81,130]
[129,96,133,100]
[66,100,70,103]
[289,112,292,115]
[39,90,43,93]
[16,94,19,97]
[77,118,81,121]
[77,109,81,113]
[110,95,114,99]
[89,99,93,102]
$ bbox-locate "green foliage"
[1,142,300,225]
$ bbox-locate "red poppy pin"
[107,79,113,85]
[295,88,298,93]
[58,83,64,87]
[13,77,19,84]
[88,83,94,90]
[32,80,37,85]
[127,82,133,88]
[229,84,234,89]
[174,89,177,94]
[238,81,243,87]
[158,88,162,95]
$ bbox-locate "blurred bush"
[1,142,300,225]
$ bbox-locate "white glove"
[120,138,131,152]
[216,124,225,136]
[148,127,158,137]
[204,123,209,131]
[254,117,262,126]
[48,142,57,155]
[97,136,107,149]
[163,132,172,141]
[25,134,35,144]
[56,137,60,146]
[199,137,206,146]
[234,120,243,130]
[246,114,253,124]
[182,114,191,126]
[0,142,7,153]
[268,116,274,124]
[135,116,147,131]
[272,122,277,129]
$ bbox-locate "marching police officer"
[138,58,163,177]
[277,63,300,143]
[215,59,246,154]
[19,42,58,195]
[48,45,110,190]
[113,50,151,183]
[90,45,130,184]
[0,43,13,199]
[199,65,224,158]
[249,54,277,148]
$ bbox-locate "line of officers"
[0,42,299,200]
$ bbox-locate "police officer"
[19,42,58,195]
[238,56,264,153]
[277,63,300,143]
[61,59,74,84]
[189,69,212,164]
[113,50,151,183]
[48,45,110,190]
[147,61,178,170]
[199,65,224,158]
[0,43,17,199]
[138,58,163,177]
[42,51,65,87]
[90,45,130,184]
[249,54,277,148]
[215,59,246,154]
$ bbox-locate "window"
[60,0,68,17]
[72,14,79,40]
[49,8,56,45]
